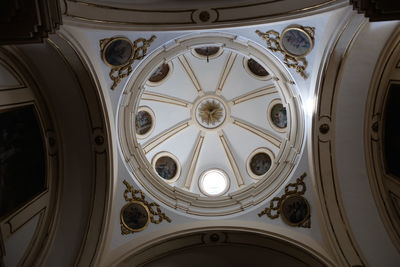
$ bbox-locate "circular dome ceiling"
[119,34,304,216]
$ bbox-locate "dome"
[119,33,304,216]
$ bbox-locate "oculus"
[102,37,132,67]
[194,46,221,58]
[135,106,155,138]
[199,169,230,196]
[280,27,314,58]
[281,195,310,226]
[270,103,287,129]
[152,152,181,183]
[194,97,227,129]
[148,63,170,84]
[247,58,269,77]
[120,201,150,232]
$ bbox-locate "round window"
[199,169,229,196]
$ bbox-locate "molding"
[62,0,347,30]
[311,13,368,266]
[119,33,304,216]
[0,46,59,267]
[116,227,334,267]
[364,26,400,252]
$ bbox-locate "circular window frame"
[146,61,173,87]
[191,46,223,60]
[280,195,310,227]
[120,201,150,232]
[280,27,314,58]
[267,99,288,133]
[101,37,133,68]
[198,169,230,197]
[246,148,275,180]
[136,106,156,139]
[151,151,181,183]
[243,57,270,81]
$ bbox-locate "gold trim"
[258,173,310,228]
[256,25,315,79]
[120,201,150,233]
[99,35,156,89]
[100,37,133,68]
[280,26,315,58]
[121,180,171,235]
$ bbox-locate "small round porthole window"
[147,63,171,85]
[245,58,269,79]
[135,106,155,138]
[247,148,273,179]
[152,152,181,183]
[193,46,222,59]
[269,100,287,130]
[199,169,230,196]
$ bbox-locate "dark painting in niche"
[148,63,170,83]
[135,110,152,135]
[247,58,269,77]
[155,156,177,180]
[0,105,46,218]
[122,202,149,231]
[194,46,220,57]
[271,103,287,128]
[250,152,271,176]
[281,195,310,225]
[104,39,132,67]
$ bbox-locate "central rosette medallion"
[193,95,228,130]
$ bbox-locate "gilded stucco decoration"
[258,173,311,228]
[120,180,171,235]
[256,26,315,79]
[100,35,156,89]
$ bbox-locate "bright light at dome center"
[200,169,229,196]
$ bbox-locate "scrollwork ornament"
[256,25,315,79]
[100,35,157,90]
[258,173,311,228]
[121,180,171,235]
